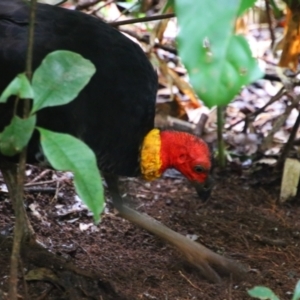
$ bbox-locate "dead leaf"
[279,7,300,71]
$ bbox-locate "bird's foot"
[177,236,247,283]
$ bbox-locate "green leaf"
[31,50,96,113]
[175,0,263,108]
[163,0,174,12]
[292,280,300,300]
[248,286,280,300]
[0,73,33,103]
[37,127,104,223]
[0,115,36,156]
[238,0,256,16]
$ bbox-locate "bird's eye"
[194,165,204,173]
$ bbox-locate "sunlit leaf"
[292,280,300,300]
[175,0,263,108]
[0,73,33,103]
[32,50,96,113]
[38,127,104,223]
[238,0,256,16]
[248,286,280,300]
[0,115,36,156]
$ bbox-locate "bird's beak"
[191,175,213,201]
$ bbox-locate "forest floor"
[0,165,299,300]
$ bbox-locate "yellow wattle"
[140,129,162,181]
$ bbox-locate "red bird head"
[140,129,212,200]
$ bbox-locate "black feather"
[0,0,158,177]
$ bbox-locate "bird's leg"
[103,173,247,283]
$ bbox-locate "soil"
[0,165,300,300]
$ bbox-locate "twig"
[76,0,103,10]
[108,1,139,20]
[154,43,177,54]
[109,13,175,27]
[265,0,276,48]
[277,106,300,169]
[178,271,202,292]
[155,115,196,133]
[26,169,52,184]
[263,73,281,82]
[25,179,58,187]
[50,180,63,203]
[261,103,295,151]
[87,0,114,15]
[74,241,95,266]
[25,187,56,193]
[217,106,226,168]
[35,287,53,300]
[25,0,37,81]
[195,114,208,137]
[242,115,249,133]
[226,87,285,131]
[251,234,287,247]
[120,28,177,54]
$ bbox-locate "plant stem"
[109,13,175,27]
[8,0,38,299]
[6,165,26,300]
[277,107,300,169]
[217,106,226,168]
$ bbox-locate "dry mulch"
[0,166,299,300]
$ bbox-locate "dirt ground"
[0,165,300,300]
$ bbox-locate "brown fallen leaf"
[279,5,300,71]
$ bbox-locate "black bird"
[0,0,244,282]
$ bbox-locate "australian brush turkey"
[0,0,245,282]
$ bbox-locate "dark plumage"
[0,0,157,176]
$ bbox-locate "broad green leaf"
[175,0,263,108]
[32,50,96,113]
[238,0,256,16]
[38,128,104,223]
[0,115,36,156]
[0,73,33,103]
[248,286,280,300]
[292,280,300,300]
